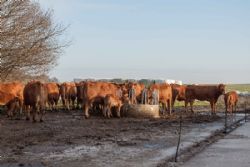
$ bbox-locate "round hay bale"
[121,104,160,118]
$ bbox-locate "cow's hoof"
[84,115,90,119]
[32,120,37,123]
[40,119,44,123]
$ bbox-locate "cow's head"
[218,84,226,95]
[177,86,186,101]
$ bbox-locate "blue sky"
[39,0,250,83]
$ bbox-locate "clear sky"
[39,0,250,84]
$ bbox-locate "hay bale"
[121,104,160,118]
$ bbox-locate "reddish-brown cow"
[185,84,225,114]
[23,81,48,122]
[59,82,77,110]
[171,84,186,107]
[45,83,60,111]
[0,82,24,116]
[224,91,238,113]
[0,90,20,118]
[149,83,172,115]
[103,94,122,118]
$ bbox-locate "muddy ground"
[0,105,247,167]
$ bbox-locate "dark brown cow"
[76,81,86,109]
[59,82,77,110]
[0,82,24,116]
[23,81,48,122]
[45,83,60,111]
[82,82,122,118]
[103,94,122,118]
[149,83,172,115]
[224,91,238,113]
[185,84,225,114]
[171,84,186,107]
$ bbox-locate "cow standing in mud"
[23,81,48,122]
[45,83,60,111]
[149,83,172,115]
[185,84,225,115]
[103,94,122,118]
[0,91,20,118]
[76,81,86,109]
[224,91,238,113]
[59,82,77,110]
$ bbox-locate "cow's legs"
[168,99,172,115]
[225,103,228,113]
[32,106,37,122]
[102,106,107,117]
[185,101,188,112]
[6,103,14,119]
[62,98,66,110]
[190,101,194,113]
[116,105,121,118]
[40,105,45,122]
[107,107,112,118]
[25,106,31,121]
[210,101,216,115]
[84,102,90,119]
[72,98,76,110]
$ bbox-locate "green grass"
[226,84,250,92]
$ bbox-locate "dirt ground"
[0,105,228,167]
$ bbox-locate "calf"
[224,91,238,113]
[103,94,122,118]
[0,82,24,114]
[0,90,20,118]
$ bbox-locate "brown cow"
[45,83,60,111]
[224,91,238,113]
[171,84,186,107]
[82,82,122,118]
[185,84,225,114]
[0,82,24,116]
[23,81,48,122]
[103,94,122,118]
[0,90,20,118]
[149,83,172,115]
[59,82,77,110]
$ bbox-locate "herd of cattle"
[0,81,239,122]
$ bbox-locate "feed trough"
[121,104,160,118]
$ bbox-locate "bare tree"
[0,0,68,81]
